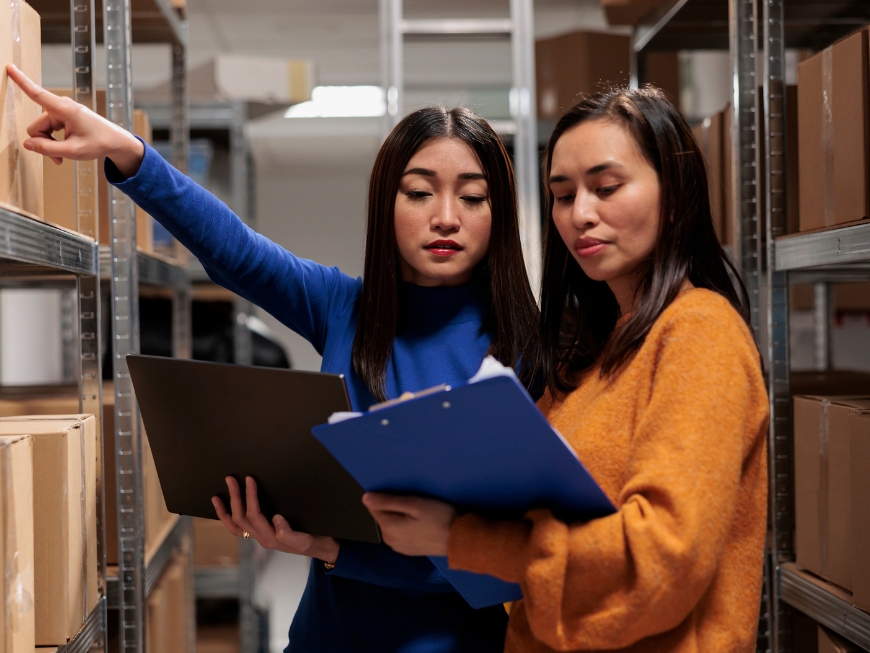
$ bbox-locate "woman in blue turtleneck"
[8,63,540,653]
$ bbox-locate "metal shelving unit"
[631,1,870,652]
[99,0,193,645]
[30,0,194,650]
[380,0,541,293]
[0,203,105,653]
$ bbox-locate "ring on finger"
[242,530,250,539]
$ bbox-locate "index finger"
[6,64,70,115]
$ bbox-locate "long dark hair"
[540,87,750,396]
[352,107,539,402]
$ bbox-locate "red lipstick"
[573,237,608,257]
[425,239,463,257]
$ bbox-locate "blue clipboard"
[312,374,615,608]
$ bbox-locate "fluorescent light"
[284,86,386,118]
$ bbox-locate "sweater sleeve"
[105,142,359,353]
[447,304,768,650]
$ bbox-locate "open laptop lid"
[127,354,380,543]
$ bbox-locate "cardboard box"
[786,85,800,234]
[850,410,870,612]
[601,0,667,25]
[0,416,98,645]
[794,395,870,591]
[644,51,680,105]
[43,90,154,251]
[798,29,870,232]
[0,0,43,220]
[194,517,239,567]
[0,434,35,653]
[535,31,630,120]
[693,113,726,243]
[791,283,870,312]
[818,625,860,653]
[196,625,239,653]
[148,554,192,653]
[0,387,171,565]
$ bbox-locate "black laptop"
[127,354,380,543]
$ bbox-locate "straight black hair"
[353,107,539,402]
[540,87,751,396]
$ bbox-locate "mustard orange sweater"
[448,288,769,653]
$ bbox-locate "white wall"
[247,117,380,371]
[0,289,64,385]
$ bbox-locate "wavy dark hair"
[352,107,539,402]
[540,87,750,396]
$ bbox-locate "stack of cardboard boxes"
[792,371,870,618]
[1,0,187,264]
[0,415,99,653]
[0,385,174,563]
[0,387,180,652]
[790,27,870,313]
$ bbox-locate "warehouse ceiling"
[40,0,615,95]
[183,0,612,86]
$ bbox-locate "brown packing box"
[643,52,680,105]
[600,0,666,25]
[850,410,870,612]
[43,90,154,252]
[0,435,35,653]
[693,113,726,243]
[0,416,98,645]
[535,31,630,120]
[786,85,800,234]
[146,581,168,653]
[0,0,43,219]
[194,517,239,566]
[818,626,860,653]
[148,554,192,653]
[791,283,870,312]
[794,395,870,591]
[798,29,870,232]
[0,387,172,565]
[196,624,239,653]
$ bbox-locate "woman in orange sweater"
[363,87,770,653]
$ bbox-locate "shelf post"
[762,0,795,651]
[730,0,761,336]
[103,0,145,650]
[72,0,106,642]
[812,283,831,371]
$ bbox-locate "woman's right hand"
[5,63,145,177]
[212,476,341,564]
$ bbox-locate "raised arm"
[7,64,357,350]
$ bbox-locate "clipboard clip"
[368,384,451,412]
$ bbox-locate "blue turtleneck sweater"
[107,144,509,652]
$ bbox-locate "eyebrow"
[548,161,624,184]
[402,168,487,181]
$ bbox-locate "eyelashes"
[403,191,488,205]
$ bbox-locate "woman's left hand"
[363,492,457,556]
